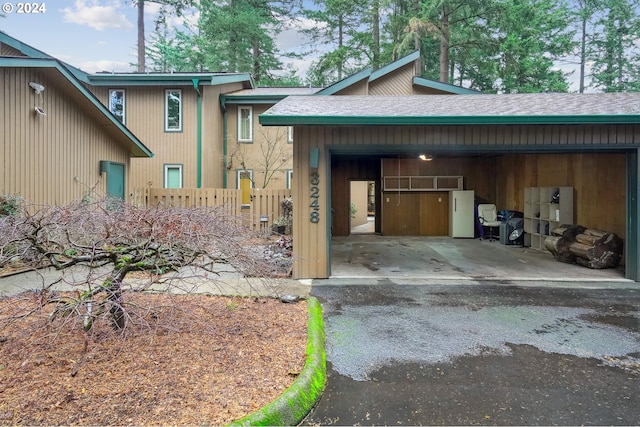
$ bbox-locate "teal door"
[104,162,125,201]
[166,166,182,188]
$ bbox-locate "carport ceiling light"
[419,154,433,161]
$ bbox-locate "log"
[583,229,609,238]
[569,241,597,259]
[575,233,604,246]
[568,230,623,269]
[544,235,575,264]
[575,249,622,269]
[550,224,586,239]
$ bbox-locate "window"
[286,169,293,189]
[236,169,253,189]
[165,89,182,132]
[287,126,293,143]
[237,106,253,142]
[109,89,125,124]
[237,169,253,206]
[164,164,183,188]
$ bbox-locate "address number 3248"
[309,172,320,223]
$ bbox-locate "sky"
[0,0,584,90]
[0,0,317,75]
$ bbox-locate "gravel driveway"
[303,283,640,425]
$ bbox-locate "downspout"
[221,95,229,188]
[192,79,202,188]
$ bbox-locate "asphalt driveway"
[303,282,640,426]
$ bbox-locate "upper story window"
[109,89,125,125]
[238,106,253,142]
[287,126,293,143]
[165,89,182,132]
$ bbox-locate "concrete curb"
[227,296,326,426]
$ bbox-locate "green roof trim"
[259,94,640,127]
[87,72,252,87]
[370,51,420,81]
[316,67,372,95]
[260,114,640,126]
[220,94,290,106]
[413,76,482,94]
[0,57,153,158]
[0,31,52,58]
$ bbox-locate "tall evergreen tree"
[588,0,640,92]
[490,0,575,93]
[133,0,195,72]
[303,0,373,85]
[147,0,302,84]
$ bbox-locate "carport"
[259,92,640,282]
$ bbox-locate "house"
[5,32,636,282]
[1,32,265,195]
[261,93,640,282]
[0,36,153,205]
[1,33,469,197]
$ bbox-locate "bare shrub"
[0,198,285,332]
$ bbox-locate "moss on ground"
[228,296,326,426]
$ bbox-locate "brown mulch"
[0,292,308,426]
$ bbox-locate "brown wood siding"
[324,124,639,147]
[201,83,243,188]
[335,80,369,95]
[1,68,130,205]
[496,153,626,241]
[292,127,329,278]
[294,124,633,278]
[381,157,497,203]
[91,82,244,190]
[0,44,25,56]
[92,85,198,189]
[369,63,415,95]
[224,104,292,189]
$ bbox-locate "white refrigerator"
[449,190,475,238]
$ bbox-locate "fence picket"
[136,188,292,232]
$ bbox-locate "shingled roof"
[260,93,640,126]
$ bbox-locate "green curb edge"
[227,296,326,426]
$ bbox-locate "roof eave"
[86,72,252,87]
[259,114,640,126]
[0,57,153,158]
[221,94,289,106]
[370,51,420,82]
[412,77,482,95]
[316,67,373,95]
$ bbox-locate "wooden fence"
[132,187,293,233]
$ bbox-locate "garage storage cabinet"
[524,187,574,250]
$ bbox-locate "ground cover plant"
[0,198,304,425]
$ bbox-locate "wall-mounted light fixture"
[419,154,433,161]
[29,82,46,116]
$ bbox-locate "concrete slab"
[328,235,632,285]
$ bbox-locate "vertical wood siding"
[294,124,635,278]
[92,85,198,189]
[225,104,293,189]
[292,127,329,278]
[91,82,244,190]
[1,68,130,205]
[369,63,415,95]
[0,43,25,56]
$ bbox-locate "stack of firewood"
[544,224,623,269]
